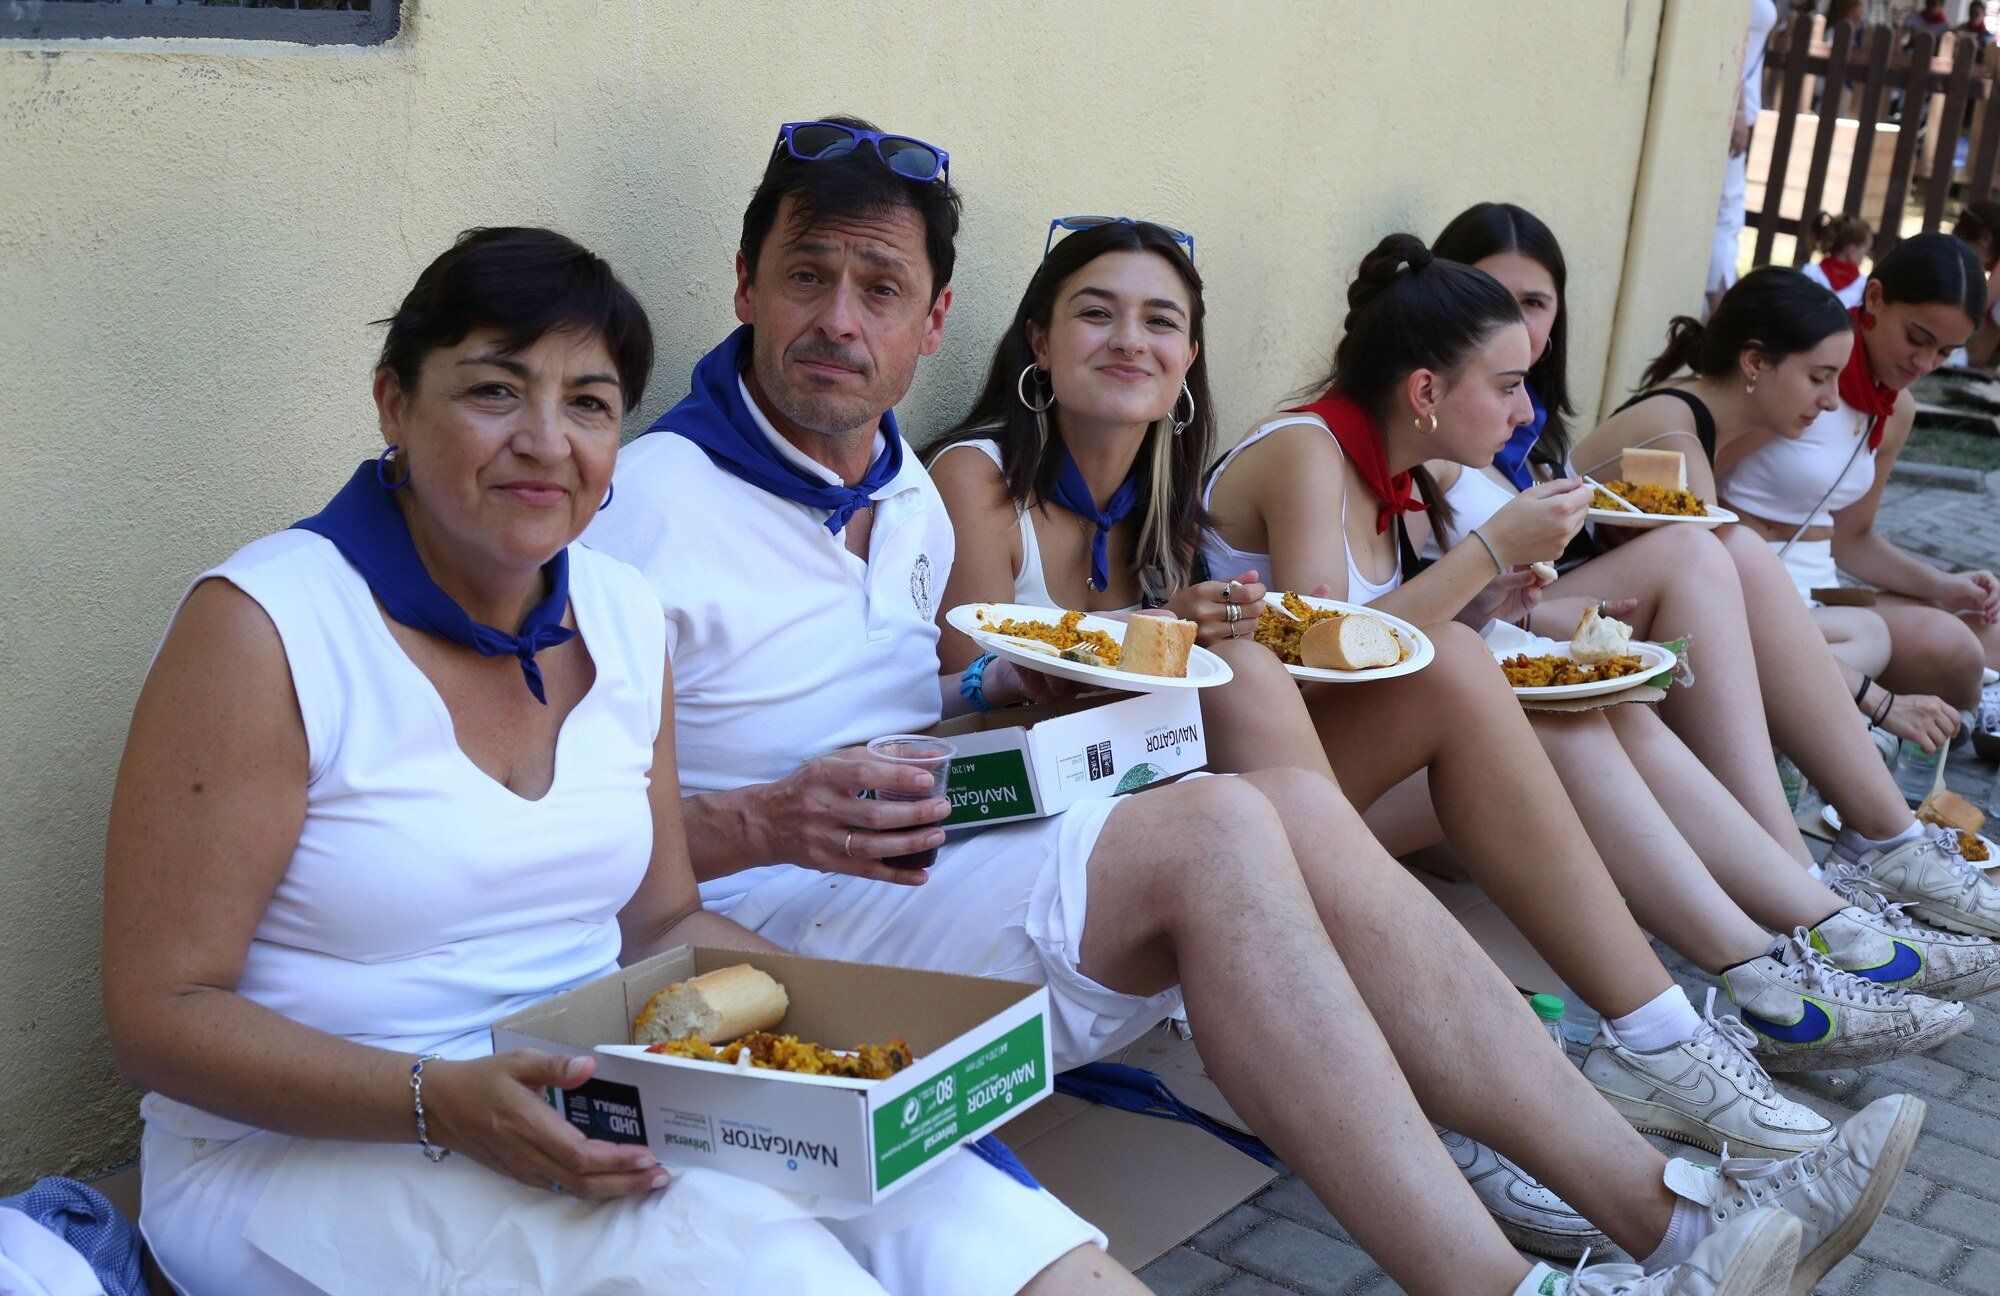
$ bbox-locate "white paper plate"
[1821,803,1998,869]
[948,603,1234,694]
[1259,595,1435,684]
[1587,503,1740,531]
[1496,640,1678,701]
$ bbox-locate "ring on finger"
[1222,579,1239,603]
[1229,620,1243,638]
[843,830,855,857]
[1224,600,1242,623]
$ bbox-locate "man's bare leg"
[1075,774,1543,1296]
[1021,1245,1150,1295]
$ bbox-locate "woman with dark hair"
[1578,250,2000,942]
[1207,232,1979,1065]
[1432,214,1991,940]
[1801,212,1874,308]
[105,227,1130,1296]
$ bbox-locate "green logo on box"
[1114,761,1166,795]
[873,1016,1047,1189]
[942,751,1035,826]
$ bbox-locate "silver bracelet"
[1468,528,1504,574]
[410,1053,451,1163]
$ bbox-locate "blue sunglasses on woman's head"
[773,121,950,185]
[1044,215,1196,264]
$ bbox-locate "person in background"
[1952,200,2000,370]
[1905,0,1952,38]
[1961,0,1993,44]
[1801,211,1874,308]
[1827,0,1866,30]
[1711,0,1783,315]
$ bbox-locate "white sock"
[1640,1190,1715,1273]
[1514,1262,1568,1295]
[1606,984,1701,1052]
[1836,821,1922,857]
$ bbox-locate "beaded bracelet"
[410,1053,450,1163]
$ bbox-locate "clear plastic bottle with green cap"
[1530,993,1567,1058]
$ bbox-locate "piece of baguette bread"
[1917,789,1986,835]
[1621,447,1687,491]
[633,964,789,1046]
[1122,613,1197,677]
[1299,613,1402,671]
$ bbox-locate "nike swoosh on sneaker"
[1645,1067,1718,1108]
[1844,939,1924,985]
[1742,998,1835,1044]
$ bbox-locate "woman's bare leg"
[1201,637,1342,780]
[1544,525,1809,865]
[1871,593,1989,707]
[1812,605,1894,678]
[1302,623,1674,1016]
[1720,527,1916,841]
[1602,706,1847,934]
[1529,710,1775,973]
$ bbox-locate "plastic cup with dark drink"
[866,734,955,869]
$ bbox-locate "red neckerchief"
[1288,389,1425,534]
[1838,307,1897,451]
[1819,256,1861,293]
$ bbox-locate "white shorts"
[721,795,1184,1072]
[1772,537,1840,605]
[139,1096,1101,1296]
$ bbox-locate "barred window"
[1,1,400,45]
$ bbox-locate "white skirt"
[1772,537,1841,605]
[140,1094,1101,1296]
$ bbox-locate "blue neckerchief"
[293,463,576,704]
[1050,446,1141,592]
[651,325,903,534]
[1492,384,1547,492]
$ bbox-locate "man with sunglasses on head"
[586,114,1917,1296]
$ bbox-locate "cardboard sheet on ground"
[1003,1028,1278,1269]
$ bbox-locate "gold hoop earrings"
[1415,412,1439,436]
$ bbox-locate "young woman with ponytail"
[1203,232,1978,1080]
[1578,247,2000,940]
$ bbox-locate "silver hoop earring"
[1170,382,1196,437]
[1017,363,1055,413]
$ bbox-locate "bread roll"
[1122,613,1196,677]
[1299,613,1401,670]
[633,964,789,1046]
[1570,604,1635,664]
[1918,789,1986,835]
[1621,448,1687,491]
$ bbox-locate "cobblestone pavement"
[1137,478,2000,1296]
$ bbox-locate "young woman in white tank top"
[1578,255,1992,752]
[1208,230,1991,1080]
[105,231,1103,1296]
[1429,212,1949,912]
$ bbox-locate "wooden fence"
[1748,19,2000,263]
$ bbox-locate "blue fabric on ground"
[0,1177,145,1296]
[1055,1063,1282,1168]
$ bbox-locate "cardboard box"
[492,947,1053,1204]
[929,690,1207,831]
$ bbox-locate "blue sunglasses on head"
[1044,215,1196,264]
[773,121,950,185]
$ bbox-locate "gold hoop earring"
[1415,412,1439,436]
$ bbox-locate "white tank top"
[1424,464,1518,559]
[1200,414,1403,604]
[1720,398,1879,528]
[933,439,1058,608]
[166,530,663,1066]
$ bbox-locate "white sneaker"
[1582,991,1832,1159]
[1666,1094,1925,1296]
[1867,723,1898,770]
[1831,826,2000,937]
[1436,1126,1609,1260]
[1972,680,2000,761]
[1562,1210,1800,1296]
[1722,931,1969,1070]
[1818,864,2000,1001]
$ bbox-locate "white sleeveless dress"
[137,529,1090,1296]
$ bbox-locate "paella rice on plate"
[1499,652,1649,689]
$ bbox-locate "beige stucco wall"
[0,0,1741,1188]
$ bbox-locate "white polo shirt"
[583,382,953,911]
